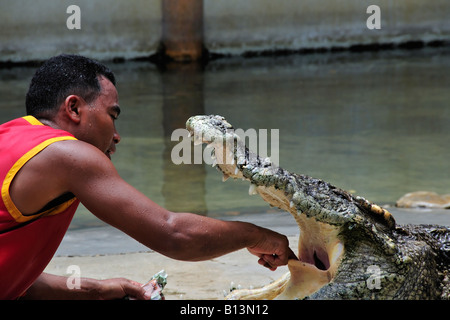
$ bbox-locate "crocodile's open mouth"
[186,120,345,299]
[238,183,345,299]
[282,218,344,299]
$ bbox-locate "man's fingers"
[287,248,299,261]
[121,280,148,300]
[259,254,281,271]
[247,227,299,270]
[266,248,298,265]
[258,257,277,271]
[258,247,299,271]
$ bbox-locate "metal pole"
[161,0,204,62]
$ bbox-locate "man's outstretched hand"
[247,227,298,271]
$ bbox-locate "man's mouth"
[105,149,114,159]
[106,141,117,159]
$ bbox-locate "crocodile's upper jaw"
[186,115,345,299]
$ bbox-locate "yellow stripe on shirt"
[1,136,77,223]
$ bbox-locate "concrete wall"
[0,0,449,62]
[204,0,450,54]
[0,0,162,62]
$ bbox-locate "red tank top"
[0,116,80,299]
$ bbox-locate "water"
[0,48,449,229]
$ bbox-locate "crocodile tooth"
[222,173,230,182]
[235,167,239,175]
[249,183,258,195]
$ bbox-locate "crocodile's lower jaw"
[280,260,334,299]
[226,216,344,300]
[278,219,344,300]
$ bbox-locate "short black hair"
[25,54,116,117]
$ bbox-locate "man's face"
[78,76,121,159]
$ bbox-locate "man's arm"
[35,140,296,269]
[22,273,148,300]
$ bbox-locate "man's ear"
[63,95,83,123]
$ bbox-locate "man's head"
[26,54,121,159]
[26,54,116,118]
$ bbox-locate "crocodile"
[185,115,450,300]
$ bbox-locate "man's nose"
[113,131,121,144]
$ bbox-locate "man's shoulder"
[44,139,110,165]
[23,138,118,195]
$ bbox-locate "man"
[0,54,296,299]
